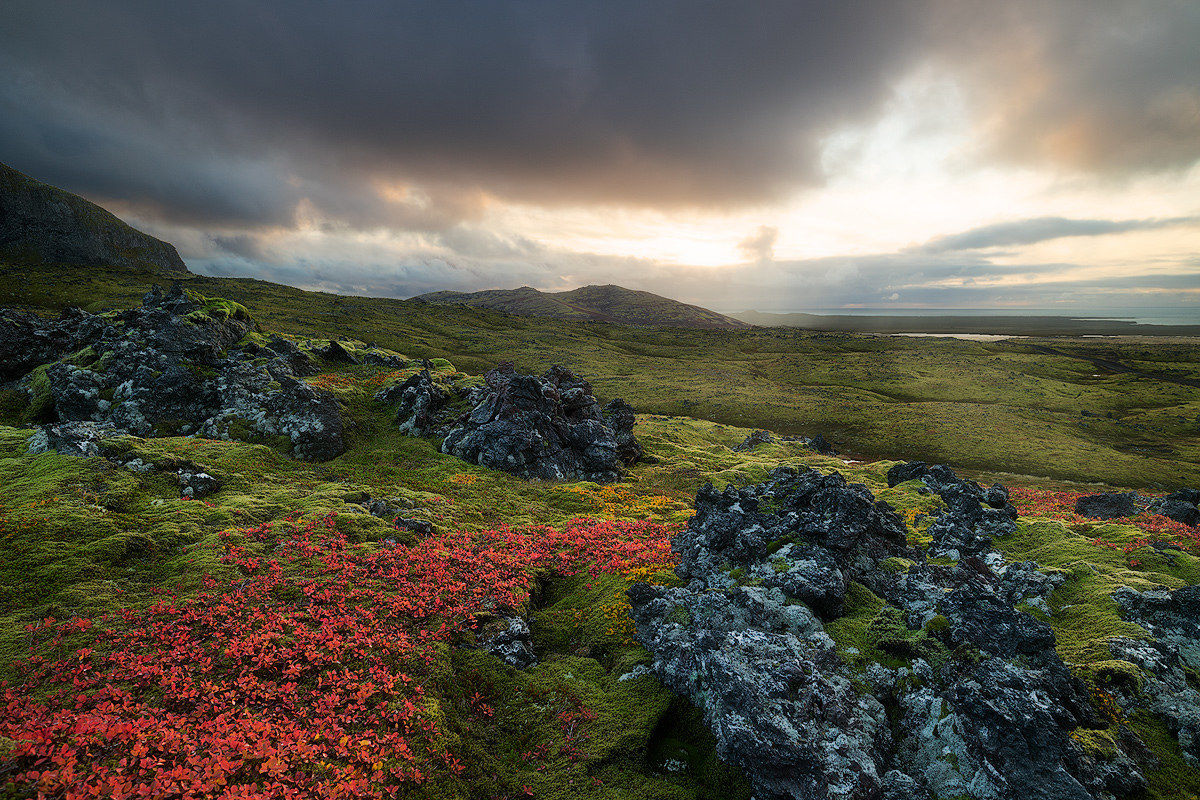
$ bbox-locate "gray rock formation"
[7,285,346,461]
[0,162,188,275]
[375,362,642,483]
[628,463,1176,800]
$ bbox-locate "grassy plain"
[6,263,1199,490]
[3,270,1200,797]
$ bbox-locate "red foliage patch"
[1008,486,1200,558]
[2,515,675,799]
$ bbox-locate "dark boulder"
[179,470,220,499]
[1074,492,1149,519]
[938,588,1056,657]
[314,339,360,364]
[439,364,641,483]
[7,286,347,460]
[602,398,644,465]
[27,420,125,458]
[887,460,928,487]
[806,433,835,455]
[376,369,454,436]
[671,466,908,618]
[732,429,774,451]
[630,464,1153,800]
[628,582,891,800]
[1150,490,1200,526]
[884,461,1017,558]
[475,616,537,669]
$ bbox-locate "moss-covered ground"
[3,274,1200,797]
[3,262,1198,489]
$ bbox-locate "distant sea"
[741,307,1200,326]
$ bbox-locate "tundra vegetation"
[1,263,1199,799]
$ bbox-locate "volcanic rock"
[438,363,640,483]
[1074,492,1150,519]
[629,463,1157,800]
[1150,489,1200,526]
[732,429,774,451]
[8,285,346,460]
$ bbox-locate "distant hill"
[732,309,1200,337]
[0,162,188,276]
[414,284,749,329]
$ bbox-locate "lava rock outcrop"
[378,363,642,483]
[629,463,1175,800]
[7,285,346,460]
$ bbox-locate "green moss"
[880,557,915,574]
[6,263,1199,489]
[27,364,53,421]
[1128,713,1200,799]
[183,290,254,324]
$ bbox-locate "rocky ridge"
[376,362,642,483]
[628,461,1196,800]
[3,285,348,461]
[0,162,188,275]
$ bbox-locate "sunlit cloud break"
[2,0,1198,316]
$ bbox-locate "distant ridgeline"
[414,284,750,330]
[0,162,189,276]
[733,309,1200,337]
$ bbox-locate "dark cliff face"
[0,162,189,276]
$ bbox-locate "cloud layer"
[1,1,1198,313]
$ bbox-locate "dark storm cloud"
[915,215,1200,253]
[0,0,923,226]
[1,0,1197,305]
[932,0,1200,174]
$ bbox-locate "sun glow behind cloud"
[3,0,1199,315]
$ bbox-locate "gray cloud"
[738,226,779,262]
[915,215,1200,253]
[932,0,1200,174]
[0,0,923,226]
[2,1,1197,312]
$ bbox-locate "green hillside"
[4,263,1197,490]
[414,284,749,329]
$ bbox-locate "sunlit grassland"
[5,262,1197,489]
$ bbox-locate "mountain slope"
[0,162,188,275]
[415,284,749,329]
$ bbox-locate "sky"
[2,0,1199,315]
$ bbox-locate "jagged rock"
[1074,492,1150,519]
[631,463,1154,800]
[628,582,891,800]
[27,420,125,457]
[376,369,454,436]
[1150,490,1200,526]
[7,286,347,460]
[179,471,220,499]
[1113,585,1200,673]
[360,497,434,536]
[938,588,1057,657]
[602,398,644,464]
[806,433,835,455]
[732,429,774,451]
[671,466,908,619]
[439,364,640,483]
[475,617,537,669]
[886,460,929,486]
[887,461,1017,558]
[1108,636,1200,766]
[314,339,360,364]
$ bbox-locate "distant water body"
[753,307,1200,326]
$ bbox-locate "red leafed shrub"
[1,515,676,799]
[1008,487,1200,556]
